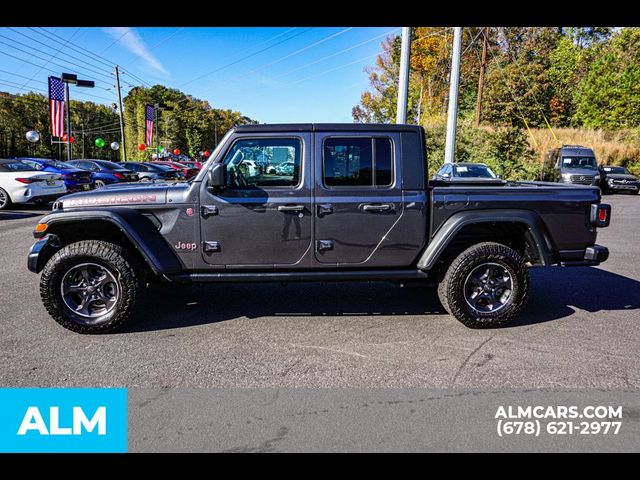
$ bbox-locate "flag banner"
[145,104,155,146]
[48,77,65,138]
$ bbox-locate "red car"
[150,161,198,180]
[179,161,203,170]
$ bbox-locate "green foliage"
[573,28,640,129]
[485,127,537,179]
[123,85,257,161]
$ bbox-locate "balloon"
[62,134,75,144]
[25,130,40,143]
[138,143,146,151]
[95,138,105,148]
[173,149,181,155]
[110,141,120,151]
[158,146,164,153]
[204,150,210,157]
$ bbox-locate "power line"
[7,27,113,77]
[490,27,559,143]
[121,27,185,67]
[31,28,115,70]
[179,27,313,88]
[10,27,83,93]
[245,27,354,74]
[100,28,130,55]
[271,27,401,80]
[0,34,115,83]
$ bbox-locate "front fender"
[417,209,556,270]
[32,208,182,275]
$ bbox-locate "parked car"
[432,162,502,182]
[543,145,600,187]
[274,161,295,176]
[67,160,139,188]
[599,165,639,195]
[150,161,198,180]
[0,159,66,210]
[178,161,203,170]
[28,123,610,334]
[121,162,183,182]
[17,158,94,192]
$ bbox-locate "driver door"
[199,133,312,267]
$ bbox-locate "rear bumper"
[558,244,609,266]
[27,234,61,273]
[24,193,65,204]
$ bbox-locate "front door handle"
[278,205,305,213]
[362,203,393,212]
[317,204,333,216]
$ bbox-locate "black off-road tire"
[40,240,143,334]
[437,242,530,329]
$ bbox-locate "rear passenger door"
[313,132,403,265]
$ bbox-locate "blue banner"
[0,388,127,453]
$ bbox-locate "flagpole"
[64,81,72,161]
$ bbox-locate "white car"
[0,159,67,210]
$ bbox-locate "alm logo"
[17,406,106,436]
[0,388,126,453]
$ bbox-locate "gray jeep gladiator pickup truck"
[27,124,611,333]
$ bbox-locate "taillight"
[15,178,36,184]
[590,203,611,227]
[113,172,125,180]
[61,173,71,179]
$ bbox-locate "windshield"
[453,164,496,178]
[0,161,37,172]
[603,166,628,174]
[45,160,75,170]
[98,161,127,170]
[561,156,597,170]
[145,163,171,172]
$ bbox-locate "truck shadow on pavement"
[126,266,640,333]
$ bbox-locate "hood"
[605,173,638,181]
[561,168,598,176]
[58,182,190,209]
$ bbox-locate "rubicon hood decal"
[63,193,159,207]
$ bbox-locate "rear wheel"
[94,180,106,189]
[0,187,12,210]
[40,240,143,334]
[438,242,530,328]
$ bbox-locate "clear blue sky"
[0,27,400,123]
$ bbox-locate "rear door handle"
[362,203,393,212]
[278,205,305,213]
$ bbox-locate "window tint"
[223,138,301,188]
[323,137,393,187]
[0,161,37,172]
[20,160,44,170]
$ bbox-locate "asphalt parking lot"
[0,195,639,389]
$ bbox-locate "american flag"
[145,104,155,146]
[48,76,65,137]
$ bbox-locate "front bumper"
[27,234,61,273]
[558,244,609,266]
[606,183,639,192]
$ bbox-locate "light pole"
[61,73,94,161]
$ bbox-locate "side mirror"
[207,163,226,189]
[442,173,450,178]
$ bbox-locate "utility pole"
[396,27,412,124]
[81,123,85,158]
[64,82,72,161]
[115,65,127,161]
[474,27,488,126]
[444,27,463,164]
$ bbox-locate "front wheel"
[437,242,530,328]
[94,179,106,189]
[40,240,143,333]
[0,187,12,210]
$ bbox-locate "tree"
[573,28,640,129]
